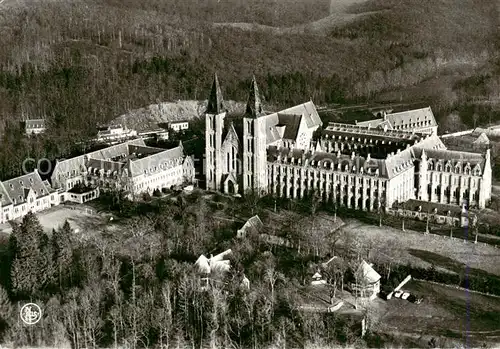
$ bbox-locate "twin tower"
[205,74,269,196]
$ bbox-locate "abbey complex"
[205,75,492,210]
[0,74,493,225]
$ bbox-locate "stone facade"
[205,75,492,210]
[51,139,195,198]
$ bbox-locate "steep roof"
[277,101,322,129]
[206,73,226,114]
[386,107,437,129]
[3,171,50,206]
[473,133,490,145]
[0,182,12,206]
[238,215,265,236]
[325,122,422,143]
[356,107,437,131]
[245,75,265,118]
[127,145,184,177]
[267,147,410,179]
[355,260,381,285]
[51,139,146,186]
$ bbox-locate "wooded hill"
[0,0,498,180]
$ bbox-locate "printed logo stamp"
[20,303,42,325]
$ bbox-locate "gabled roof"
[222,123,241,148]
[276,101,322,129]
[267,147,404,179]
[0,182,12,206]
[52,139,147,184]
[356,107,437,132]
[473,133,490,145]
[3,171,50,206]
[238,215,264,235]
[127,145,184,177]
[386,107,437,129]
[195,249,232,274]
[355,260,381,285]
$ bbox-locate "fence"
[385,208,462,227]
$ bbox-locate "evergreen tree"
[51,221,74,291]
[9,212,52,299]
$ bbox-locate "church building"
[204,75,492,210]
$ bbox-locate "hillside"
[112,100,245,132]
[0,0,498,179]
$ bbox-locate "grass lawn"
[370,279,500,347]
[33,204,111,236]
[340,218,500,277]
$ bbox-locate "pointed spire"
[245,75,265,118]
[206,73,225,114]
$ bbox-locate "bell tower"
[205,73,227,191]
[242,75,268,195]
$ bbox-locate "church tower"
[242,76,268,195]
[205,73,227,191]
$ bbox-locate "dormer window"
[19,180,23,185]
[29,178,34,183]
[9,184,13,189]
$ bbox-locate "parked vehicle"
[394,290,403,298]
[401,292,410,300]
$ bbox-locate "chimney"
[367,153,371,161]
[383,111,387,120]
[351,152,355,160]
[397,149,401,154]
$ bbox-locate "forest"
[0,191,365,348]
[0,0,499,181]
[0,190,498,348]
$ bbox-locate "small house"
[24,119,46,135]
[351,260,381,301]
[169,120,189,132]
[237,215,264,238]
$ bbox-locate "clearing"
[213,0,380,36]
[370,279,500,346]
[340,218,500,277]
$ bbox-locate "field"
[339,218,500,277]
[370,279,500,347]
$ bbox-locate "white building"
[96,124,138,143]
[24,119,46,135]
[352,260,381,301]
[0,170,59,224]
[51,139,195,198]
[356,107,438,135]
[169,120,189,132]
